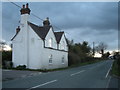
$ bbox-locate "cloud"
[65,27,118,51]
[28,2,118,31]
[2,2,118,51]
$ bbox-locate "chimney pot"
[20,3,31,15]
[46,17,49,20]
[26,3,28,8]
[23,5,25,8]
[43,17,50,26]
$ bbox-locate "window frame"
[48,38,53,48]
[49,54,53,64]
[62,56,65,64]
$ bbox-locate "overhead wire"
[8,0,63,31]
[7,0,77,41]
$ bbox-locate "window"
[62,56,65,64]
[49,38,53,47]
[49,54,52,64]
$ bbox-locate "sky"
[2,2,118,51]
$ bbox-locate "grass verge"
[111,60,120,77]
[69,59,104,68]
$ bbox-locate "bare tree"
[95,42,107,57]
[0,40,6,51]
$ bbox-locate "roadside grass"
[111,60,120,77]
[8,59,105,72]
[0,62,1,69]
[69,59,104,68]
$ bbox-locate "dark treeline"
[67,39,96,66]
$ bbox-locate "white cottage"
[11,3,68,69]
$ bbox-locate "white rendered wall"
[41,48,68,69]
[12,30,27,67]
[28,26,43,69]
[12,14,68,69]
[28,26,68,69]
[12,14,29,68]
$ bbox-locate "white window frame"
[49,54,53,64]
[49,38,53,47]
[62,56,65,64]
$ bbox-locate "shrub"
[2,61,13,69]
[2,51,12,68]
[2,51,12,61]
[16,65,26,70]
[68,52,81,66]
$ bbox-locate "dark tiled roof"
[11,21,65,44]
[28,22,64,43]
[28,22,51,40]
[54,32,64,43]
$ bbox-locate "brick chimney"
[20,3,31,15]
[20,3,31,27]
[43,17,50,26]
[16,26,20,34]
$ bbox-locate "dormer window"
[49,38,53,47]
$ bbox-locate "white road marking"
[106,76,111,88]
[27,80,57,90]
[70,70,86,76]
[105,63,113,78]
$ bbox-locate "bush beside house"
[2,51,12,68]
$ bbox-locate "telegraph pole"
[92,42,95,57]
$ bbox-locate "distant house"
[11,3,68,69]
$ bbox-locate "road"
[2,69,41,82]
[3,60,118,89]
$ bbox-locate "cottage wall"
[12,14,30,67]
[28,26,68,69]
[12,4,68,69]
[41,48,68,69]
[28,26,43,69]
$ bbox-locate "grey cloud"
[30,2,118,31]
[2,2,118,51]
[65,27,118,51]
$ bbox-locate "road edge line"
[106,76,111,88]
[105,63,113,78]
